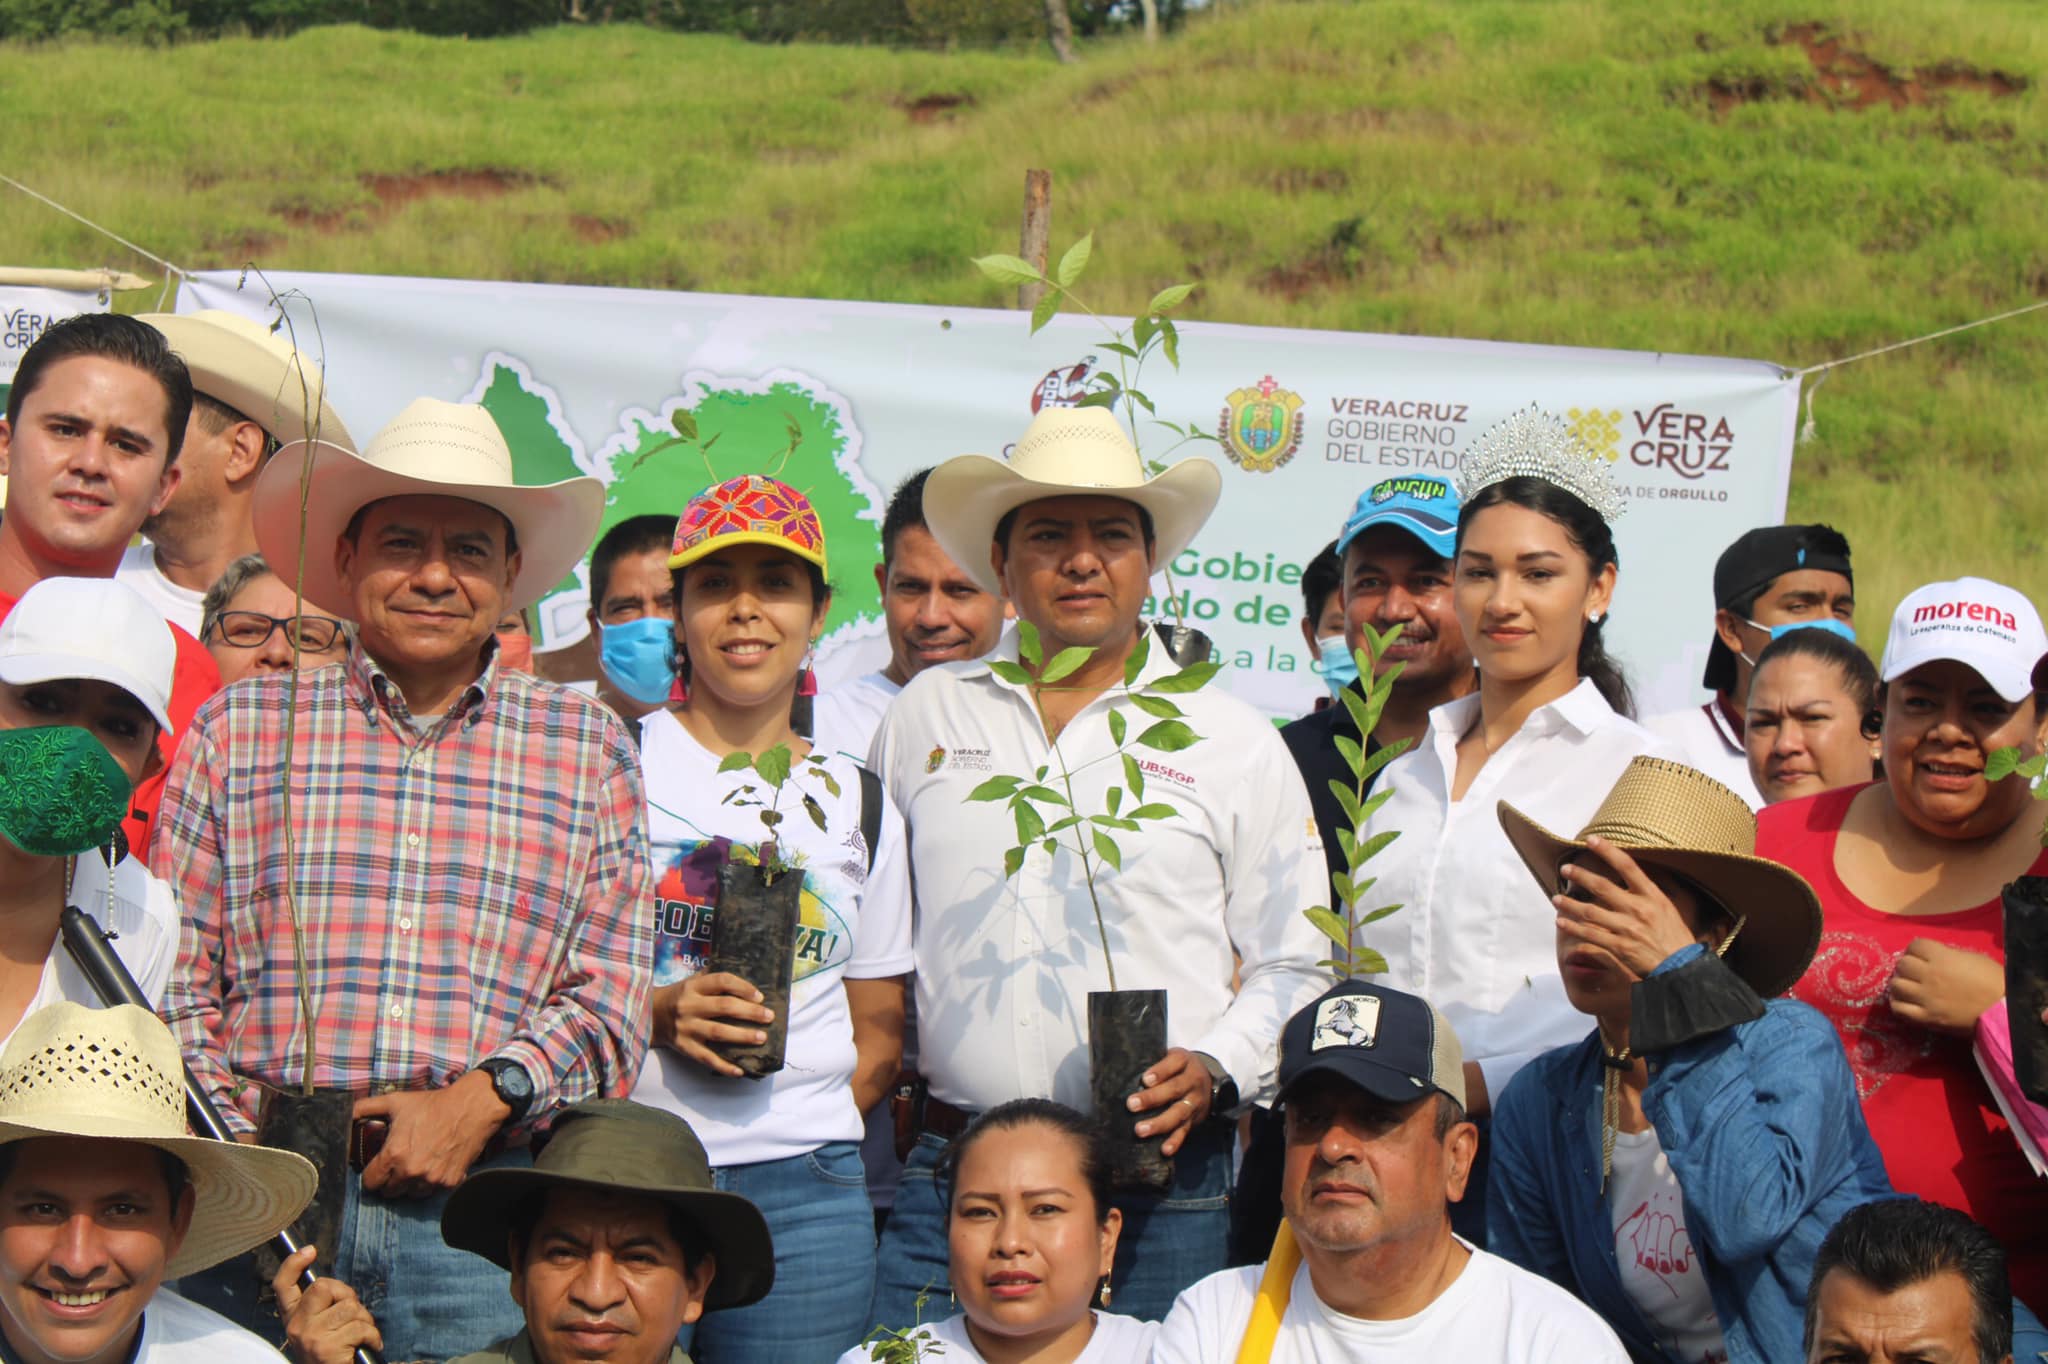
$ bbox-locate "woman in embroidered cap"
[629,475,914,1363]
[1355,407,1679,1244]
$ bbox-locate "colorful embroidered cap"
[668,475,827,575]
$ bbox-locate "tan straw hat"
[1497,756,1822,997]
[924,407,1221,597]
[252,396,604,617]
[137,310,355,452]
[0,1003,315,1277]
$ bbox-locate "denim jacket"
[1489,945,1893,1364]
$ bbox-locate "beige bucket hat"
[924,406,1222,597]
[137,310,355,452]
[1497,756,1823,998]
[252,396,604,617]
[0,1003,315,1277]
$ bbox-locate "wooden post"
[1019,169,1052,310]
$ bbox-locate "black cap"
[1278,980,1466,1109]
[1702,523,1853,692]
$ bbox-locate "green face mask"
[0,726,132,858]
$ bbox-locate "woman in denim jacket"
[1485,757,1893,1364]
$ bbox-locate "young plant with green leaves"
[717,743,838,878]
[1988,744,2048,846]
[967,621,1220,991]
[1303,623,1414,977]
[971,232,1214,476]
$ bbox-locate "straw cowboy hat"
[136,310,355,452]
[442,1098,775,1310]
[0,1003,315,1277]
[924,406,1222,597]
[252,397,604,618]
[1497,756,1822,998]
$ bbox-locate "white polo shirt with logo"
[869,622,1329,1113]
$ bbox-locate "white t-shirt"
[630,714,914,1167]
[116,543,207,641]
[1360,680,1677,1101]
[813,670,901,765]
[1643,702,1763,809]
[870,623,1328,1113]
[1608,1126,1729,1364]
[831,1310,1156,1364]
[138,1288,287,1364]
[2,853,179,1050]
[1154,1242,1629,1363]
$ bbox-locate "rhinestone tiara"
[1456,405,1627,524]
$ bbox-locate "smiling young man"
[271,1100,775,1364]
[1154,980,1627,1362]
[1644,523,1855,808]
[153,398,653,1362]
[0,1002,315,1364]
[812,468,1005,763]
[0,313,220,858]
[866,406,1328,1326]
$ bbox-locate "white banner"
[180,270,1798,719]
[1,284,109,386]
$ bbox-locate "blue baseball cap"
[1334,475,1460,561]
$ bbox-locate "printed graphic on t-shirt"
[650,836,853,987]
[1799,930,1934,1098]
[1615,1193,1728,1364]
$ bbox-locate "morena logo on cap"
[1912,599,2020,634]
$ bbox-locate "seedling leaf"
[968,775,1022,801]
[1135,720,1199,752]
[1041,645,1095,684]
[974,253,1045,287]
[718,751,753,774]
[1150,661,1222,693]
[1055,232,1093,288]
[1093,829,1122,871]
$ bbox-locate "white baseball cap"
[0,578,177,735]
[1880,576,2048,704]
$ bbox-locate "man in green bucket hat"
[271,1099,774,1364]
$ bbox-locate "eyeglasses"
[207,610,347,652]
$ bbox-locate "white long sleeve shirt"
[1359,679,1677,1102]
[870,624,1329,1113]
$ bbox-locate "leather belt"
[919,1092,977,1142]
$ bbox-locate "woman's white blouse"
[1359,679,1678,1101]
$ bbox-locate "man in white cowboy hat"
[151,397,653,1362]
[866,406,1329,1325]
[0,313,221,862]
[0,1001,317,1364]
[120,311,355,640]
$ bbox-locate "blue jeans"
[869,1118,1231,1327]
[179,1148,530,1363]
[679,1142,876,1364]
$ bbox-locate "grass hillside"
[2,0,2043,623]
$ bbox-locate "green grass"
[2,0,2044,628]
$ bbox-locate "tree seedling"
[717,743,838,878]
[1304,623,1412,976]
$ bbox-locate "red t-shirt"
[0,588,221,859]
[1759,782,2048,1310]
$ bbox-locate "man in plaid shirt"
[153,398,650,1362]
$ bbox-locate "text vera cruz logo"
[1629,403,1733,480]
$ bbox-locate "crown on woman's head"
[1455,406,1627,524]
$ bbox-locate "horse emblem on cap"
[1311,994,1381,1051]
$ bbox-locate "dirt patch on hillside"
[278,168,536,235]
[1272,167,1350,195]
[571,214,627,244]
[1706,23,2027,113]
[1258,217,1366,302]
[903,92,974,123]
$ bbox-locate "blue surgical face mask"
[598,617,677,707]
[1317,635,1360,700]
[1738,615,1858,665]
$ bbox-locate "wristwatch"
[476,1058,535,1125]
[1193,1052,1240,1117]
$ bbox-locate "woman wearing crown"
[1355,406,1680,1242]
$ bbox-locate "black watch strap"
[1194,1052,1240,1116]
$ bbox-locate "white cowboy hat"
[136,310,355,452]
[252,397,604,617]
[0,1003,315,1278]
[924,406,1222,597]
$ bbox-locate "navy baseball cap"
[1335,476,1459,561]
[1703,523,1853,692]
[1278,979,1467,1110]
